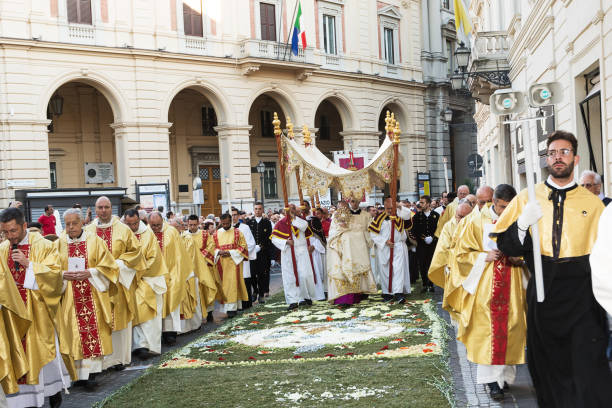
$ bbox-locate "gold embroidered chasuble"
[454,206,527,366]
[434,198,459,238]
[428,216,458,289]
[0,265,31,394]
[55,231,119,366]
[154,224,191,318]
[0,232,62,385]
[179,234,198,320]
[184,230,221,311]
[204,227,249,304]
[85,216,145,331]
[326,210,377,301]
[132,227,168,326]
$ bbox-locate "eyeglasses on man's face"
[581,183,600,188]
[546,148,573,158]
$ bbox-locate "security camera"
[490,89,527,116]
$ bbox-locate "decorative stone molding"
[592,10,604,25]
[241,63,261,76]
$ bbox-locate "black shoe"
[73,380,87,387]
[85,374,98,391]
[298,301,307,306]
[488,382,504,401]
[394,293,406,304]
[361,294,369,300]
[163,332,177,346]
[112,364,126,371]
[503,382,509,391]
[258,295,266,304]
[49,391,62,408]
[382,294,393,302]
[132,348,150,360]
[287,303,298,310]
[305,299,313,306]
[227,311,237,318]
[206,311,214,323]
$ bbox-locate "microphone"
[11,244,19,270]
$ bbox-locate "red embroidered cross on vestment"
[154,231,164,252]
[68,240,104,359]
[96,226,113,252]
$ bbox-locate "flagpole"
[282,0,300,61]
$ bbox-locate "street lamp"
[256,160,266,206]
[450,42,511,89]
[442,106,453,123]
[454,42,471,70]
[450,69,464,91]
[49,93,64,116]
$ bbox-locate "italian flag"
[291,1,307,56]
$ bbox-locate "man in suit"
[411,195,440,293]
[246,202,273,304]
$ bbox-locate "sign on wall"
[84,162,115,184]
[417,172,431,197]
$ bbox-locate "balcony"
[237,39,318,79]
[185,36,206,53]
[239,39,313,64]
[466,31,511,102]
[68,24,95,45]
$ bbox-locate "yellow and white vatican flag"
[453,0,472,45]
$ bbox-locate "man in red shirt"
[37,205,56,235]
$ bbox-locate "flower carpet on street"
[100,290,453,408]
[159,296,443,368]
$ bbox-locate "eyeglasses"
[546,148,573,158]
[581,183,599,188]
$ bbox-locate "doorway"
[199,165,222,216]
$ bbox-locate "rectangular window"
[183,0,203,37]
[260,110,274,137]
[67,0,92,25]
[201,106,218,136]
[323,15,337,55]
[263,162,277,198]
[260,3,277,41]
[50,162,57,189]
[446,40,453,75]
[384,28,395,64]
[443,0,450,9]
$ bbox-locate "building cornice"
[0,37,426,91]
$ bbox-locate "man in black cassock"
[247,202,273,304]
[492,130,612,407]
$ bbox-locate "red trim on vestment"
[9,243,30,383]
[68,241,104,359]
[96,226,113,252]
[154,231,164,251]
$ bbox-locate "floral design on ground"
[158,295,445,368]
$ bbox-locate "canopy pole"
[273,113,290,214]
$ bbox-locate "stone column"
[398,134,423,201]
[0,118,52,206]
[421,0,430,53]
[428,0,443,54]
[111,122,173,197]
[215,125,254,212]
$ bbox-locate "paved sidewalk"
[47,271,283,408]
[438,294,538,407]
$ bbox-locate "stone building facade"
[0,0,436,213]
[471,0,612,195]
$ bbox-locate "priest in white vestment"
[271,204,317,310]
[369,199,413,302]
